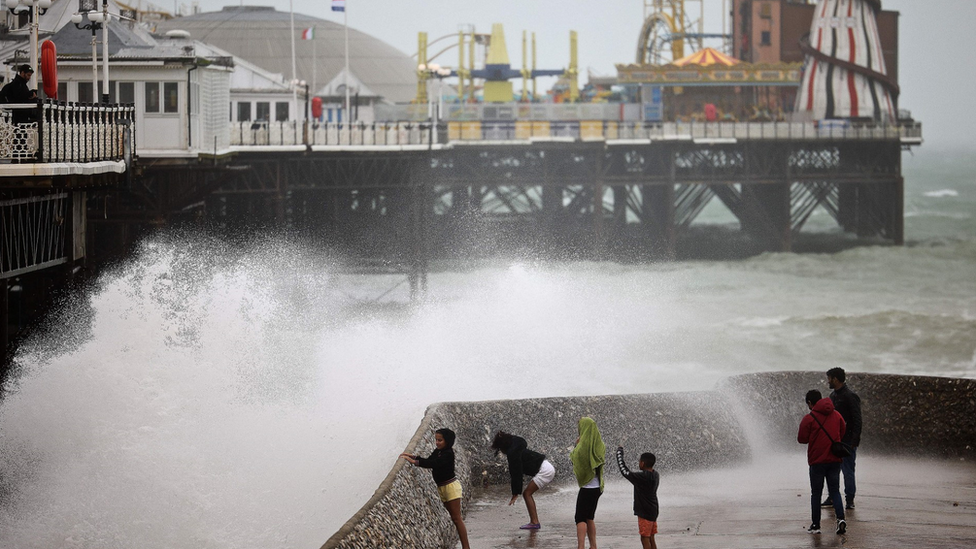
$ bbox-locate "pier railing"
[230,121,433,147]
[229,119,922,148]
[0,100,135,163]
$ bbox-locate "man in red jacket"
[797,390,847,536]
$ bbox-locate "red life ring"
[311,96,323,119]
[41,40,57,99]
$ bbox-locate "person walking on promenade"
[823,367,862,510]
[614,446,660,549]
[400,428,471,549]
[491,431,556,530]
[798,390,847,536]
[571,417,606,549]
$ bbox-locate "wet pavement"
[463,455,976,549]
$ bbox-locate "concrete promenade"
[464,455,976,549]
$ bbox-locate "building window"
[163,82,179,113]
[275,102,289,121]
[119,82,135,104]
[78,82,94,103]
[57,82,67,101]
[256,102,270,121]
[145,82,160,112]
[237,102,251,122]
[761,31,772,46]
[759,3,772,19]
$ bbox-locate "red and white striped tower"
[795,0,898,121]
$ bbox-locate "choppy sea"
[0,146,973,548]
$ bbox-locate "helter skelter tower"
[795,0,898,121]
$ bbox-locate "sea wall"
[320,372,976,549]
[719,371,976,457]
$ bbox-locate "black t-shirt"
[417,447,456,485]
[615,447,660,521]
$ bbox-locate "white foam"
[923,189,959,197]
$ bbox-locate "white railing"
[230,121,433,147]
[228,119,922,148]
[0,100,135,163]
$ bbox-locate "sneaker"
[519,523,541,530]
[846,499,855,510]
[821,498,832,507]
[807,524,821,534]
[836,519,847,535]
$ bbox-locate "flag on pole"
[331,0,345,12]
[301,27,315,40]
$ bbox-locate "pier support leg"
[274,161,286,223]
[611,186,628,256]
[1,281,8,372]
[592,179,605,259]
[892,177,904,245]
[742,183,791,252]
[541,185,562,243]
[855,184,875,238]
[641,184,675,259]
[838,184,857,233]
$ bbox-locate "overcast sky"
[186,0,975,150]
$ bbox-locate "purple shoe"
[519,523,541,530]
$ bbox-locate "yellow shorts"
[438,480,463,503]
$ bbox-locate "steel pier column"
[1,281,8,370]
[641,184,676,258]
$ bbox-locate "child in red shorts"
[615,446,660,549]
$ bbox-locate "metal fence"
[230,119,922,147]
[0,100,135,163]
[0,192,68,279]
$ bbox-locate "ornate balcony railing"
[0,100,135,164]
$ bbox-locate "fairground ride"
[637,0,731,64]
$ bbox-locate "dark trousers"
[841,446,857,500]
[810,462,844,526]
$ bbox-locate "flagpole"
[312,26,317,98]
[289,0,298,119]
[344,4,350,121]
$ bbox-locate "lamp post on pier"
[5,0,52,91]
[418,63,452,143]
[70,0,131,103]
[70,2,102,102]
[291,79,309,144]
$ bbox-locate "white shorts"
[530,460,556,490]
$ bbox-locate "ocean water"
[0,147,973,548]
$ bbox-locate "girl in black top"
[491,431,555,530]
[400,428,471,549]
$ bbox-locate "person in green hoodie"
[571,416,606,549]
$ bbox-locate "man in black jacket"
[823,367,862,509]
[0,64,38,124]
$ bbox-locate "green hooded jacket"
[570,416,606,492]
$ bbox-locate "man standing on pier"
[0,64,37,124]
[823,367,862,510]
